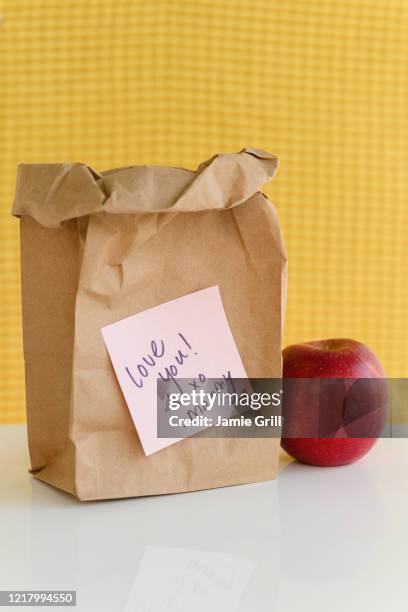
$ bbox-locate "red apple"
[281,339,388,466]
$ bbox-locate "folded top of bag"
[12,148,278,228]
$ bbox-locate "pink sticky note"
[101,286,248,455]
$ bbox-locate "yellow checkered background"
[1,1,407,423]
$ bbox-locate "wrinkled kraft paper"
[12,148,287,501]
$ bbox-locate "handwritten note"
[101,286,248,455]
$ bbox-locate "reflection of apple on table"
[281,338,388,467]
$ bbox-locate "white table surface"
[0,425,407,612]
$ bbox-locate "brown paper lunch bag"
[12,148,287,501]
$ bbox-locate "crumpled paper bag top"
[12,148,278,227]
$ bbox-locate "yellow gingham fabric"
[0,0,407,423]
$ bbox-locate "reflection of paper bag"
[12,148,287,500]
